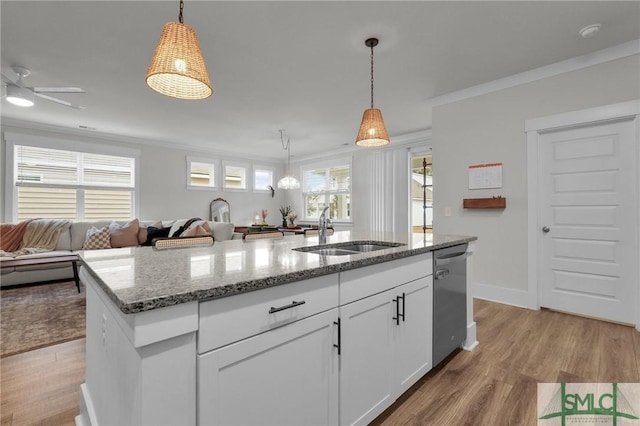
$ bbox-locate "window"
[302,162,351,221]
[187,157,217,189]
[12,144,136,221]
[253,166,274,192]
[223,162,248,190]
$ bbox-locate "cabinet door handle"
[268,300,306,314]
[400,292,406,322]
[333,318,341,355]
[392,297,400,325]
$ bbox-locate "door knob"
[542,226,550,233]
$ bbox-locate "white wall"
[1,124,287,226]
[432,54,640,303]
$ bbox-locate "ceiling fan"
[1,65,85,109]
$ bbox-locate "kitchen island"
[75,231,476,426]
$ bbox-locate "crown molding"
[429,39,640,107]
[0,117,282,166]
[291,128,432,163]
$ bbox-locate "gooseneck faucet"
[319,206,330,244]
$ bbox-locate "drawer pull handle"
[269,300,306,314]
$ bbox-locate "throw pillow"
[210,222,235,241]
[83,226,112,250]
[182,223,212,237]
[137,221,164,244]
[143,226,171,246]
[109,219,140,248]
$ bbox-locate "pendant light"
[355,38,390,147]
[277,130,300,190]
[146,0,212,100]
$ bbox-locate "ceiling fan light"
[277,174,301,190]
[6,85,34,107]
[146,21,212,100]
[355,108,389,147]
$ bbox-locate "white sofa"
[0,219,241,287]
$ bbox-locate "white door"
[538,118,638,324]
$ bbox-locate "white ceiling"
[2,1,639,160]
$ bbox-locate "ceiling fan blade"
[34,92,85,110]
[1,73,14,84]
[32,86,85,94]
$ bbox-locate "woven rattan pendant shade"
[146,21,212,100]
[355,108,389,147]
[355,38,389,147]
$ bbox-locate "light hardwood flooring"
[1,299,639,426]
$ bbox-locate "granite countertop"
[79,231,476,314]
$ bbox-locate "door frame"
[524,99,640,330]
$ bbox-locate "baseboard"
[472,282,533,309]
[463,321,478,351]
[77,383,97,426]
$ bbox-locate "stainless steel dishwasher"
[433,243,468,367]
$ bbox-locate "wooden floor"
[1,299,639,426]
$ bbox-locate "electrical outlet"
[444,207,452,217]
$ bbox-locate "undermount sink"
[294,241,405,256]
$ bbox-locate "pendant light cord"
[280,130,291,173]
[178,0,184,23]
[370,44,375,109]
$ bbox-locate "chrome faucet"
[318,206,330,244]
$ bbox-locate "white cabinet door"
[393,276,433,396]
[198,309,339,426]
[339,276,433,426]
[339,289,395,426]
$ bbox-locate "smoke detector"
[579,24,601,38]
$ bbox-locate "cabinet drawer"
[198,274,339,354]
[340,253,432,305]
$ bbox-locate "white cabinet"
[339,288,395,426]
[198,309,339,426]
[339,253,433,426]
[197,274,340,426]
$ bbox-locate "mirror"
[210,198,231,223]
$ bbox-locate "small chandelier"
[146,0,212,100]
[355,38,389,147]
[277,130,300,190]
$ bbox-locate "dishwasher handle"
[434,251,467,267]
[435,268,450,280]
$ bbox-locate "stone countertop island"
[78,230,476,314]
[76,231,476,426]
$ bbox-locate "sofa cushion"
[83,226,112,250]
[109,219,140,248]
[209,222,235,241]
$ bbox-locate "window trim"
[186,156,219,191]
[4,132,140,222]
[300,157,352,223]
[252,165,275,193]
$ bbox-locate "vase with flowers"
[260,209,268,225]
[279,205,292,228]
[286,211,298,229]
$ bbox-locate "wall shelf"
[463,197,506,209]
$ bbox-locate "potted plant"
[279,205,292,227]
[287,211,298,229]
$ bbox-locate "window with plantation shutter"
[302,162,351,222]
[14,145,136,221]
